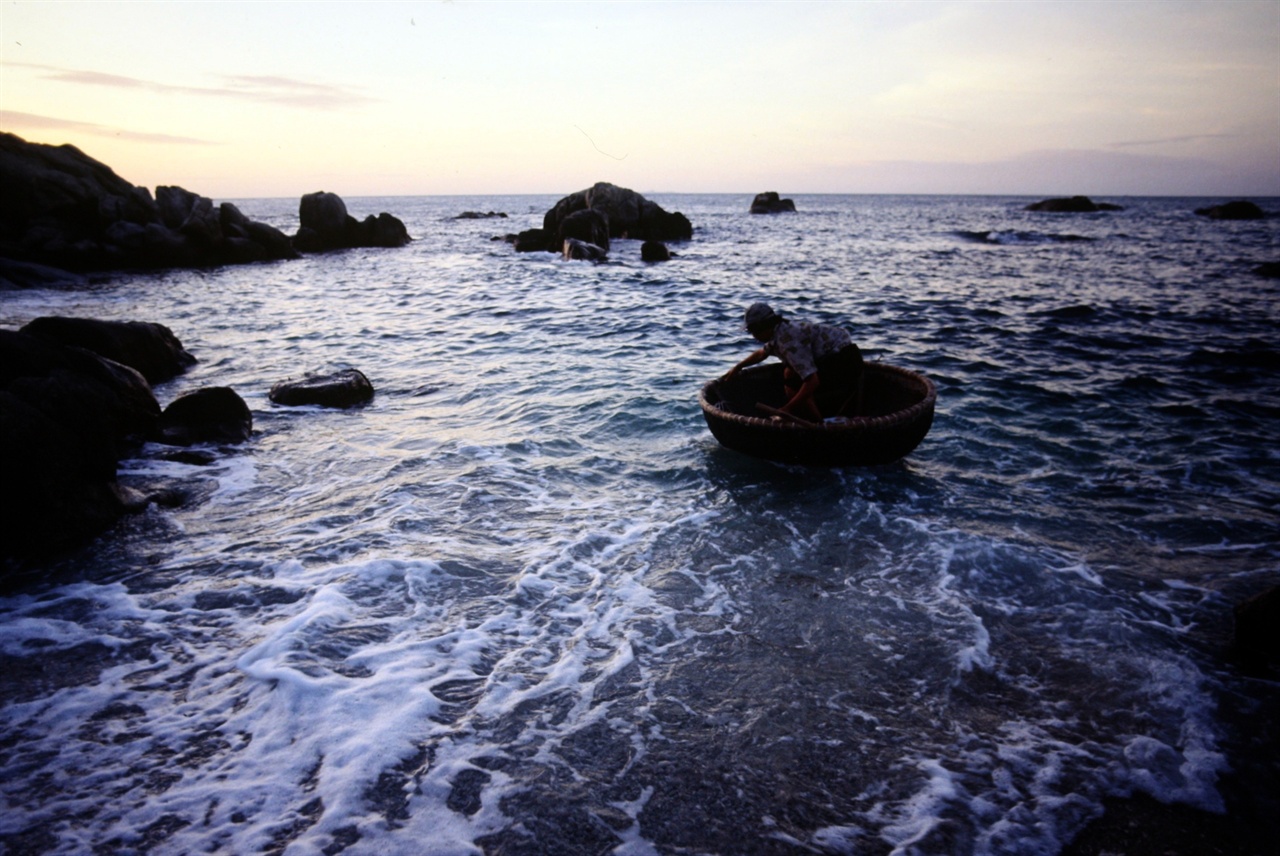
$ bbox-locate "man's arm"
[721,348,767,382]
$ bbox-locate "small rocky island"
[749,191,796,214]
[509,181,693,262]
[1025,196,1124,213]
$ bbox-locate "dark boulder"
[1,328,161,558]
[0,132,299,277]
[1195,200,1265,220]
[1254,262,1280,278]
[1026,196,1124,213]
[641,241,672,262]
[20,316,196,384]
[559,208,611,252]
[512,228,551,253]
[535,182,692,253]
[454,211,507,220]
[750,192,796,214]
[295,192,411,251]
[269,369,374,408]
[1234,585,1280,665]
[562,238,608,263]
[156,387,252,446]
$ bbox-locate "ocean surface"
[1,194,1278,855]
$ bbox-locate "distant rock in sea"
[749,191,796,214]
[293,191,411,252]
[1025,196,1124,213]
[453,211,508,220]
[516,182,693,254]
[1194,200,1265,221]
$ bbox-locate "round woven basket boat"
[699,362,936,466]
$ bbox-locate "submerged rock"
[749,191,796,214]
[1195,200,1265,220]
[270,369,374,408]
[1025,196,1124,213]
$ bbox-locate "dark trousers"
[814,345,864,416]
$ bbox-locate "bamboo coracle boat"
[699,362,936,466]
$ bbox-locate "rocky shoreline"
[1,132,410,289]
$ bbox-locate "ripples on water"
[1,195,1278,855]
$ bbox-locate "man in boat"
[721,302,863,421]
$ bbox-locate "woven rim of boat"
[698,363,937,434]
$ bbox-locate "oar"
[755,403,815,426]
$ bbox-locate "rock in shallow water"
[269,369,374,408]
[156,387,252,446]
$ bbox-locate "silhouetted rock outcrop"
[750,192,796,214]
[1025,196,1124,213]
[19,317,196,384]
[523,182,692,253]
[270,369,374,408]
[0,132,299,281]
[1195,200,1265,220]
[1,328,162,558]
[293,192,411,252]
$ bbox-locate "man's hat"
[744,302,781,331]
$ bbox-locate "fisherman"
[720,302,863,422]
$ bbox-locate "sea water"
[1,195,1277,855]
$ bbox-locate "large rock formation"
[750,191,796,214]
[516,182,693,253]
[292,191,411,252]
[0,132,299,281]
[1025,196,1124,213]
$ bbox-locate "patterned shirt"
[763,319,852,380]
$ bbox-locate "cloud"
[11,62,377,110]
[0,110,215,145]
[1109,134,1237,150]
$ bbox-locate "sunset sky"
[3,1,1278,199]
